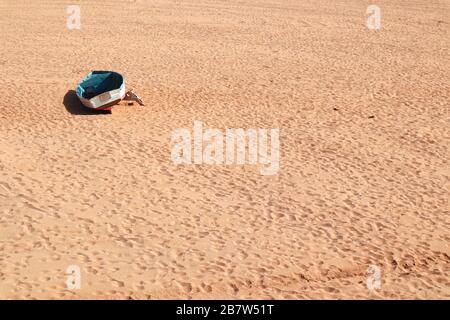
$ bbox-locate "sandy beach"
[0,0,449,299]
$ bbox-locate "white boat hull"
[77,83,126,110]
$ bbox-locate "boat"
[76,71,126,110]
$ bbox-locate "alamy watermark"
[366,265,381,290]
[171,121,280,175]
[366,5,381,30]
[66,265,81,290]
[67,5,81,30]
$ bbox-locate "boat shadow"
[63,90,111,115]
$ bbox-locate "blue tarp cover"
[77,71,124,99]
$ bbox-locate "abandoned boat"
[76,71,126,110]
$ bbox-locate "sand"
[0,0,449,299]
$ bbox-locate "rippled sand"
[0,0,448,299]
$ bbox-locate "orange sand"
[0,0,448,299]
